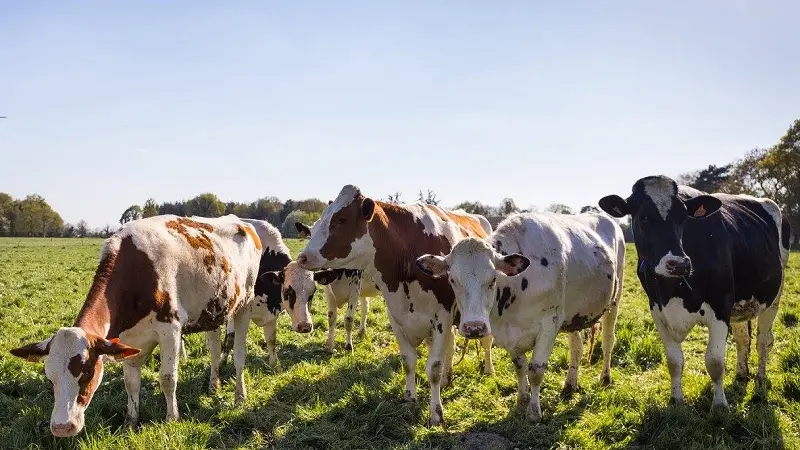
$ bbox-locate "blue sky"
[1,1,798,228]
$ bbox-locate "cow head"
[297,185,376,271]
[295,222,312,239]
[598,175,722,278]
[261,261,339,333]
[416,238,529,338]
[9,328,139,437]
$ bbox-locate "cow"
[598,175,791,409]
[296,185,493,426]
[8,215,262,437]
[215,218,332,371]
[296,221,378,352]
[416,211,625,422]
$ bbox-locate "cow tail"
[585,322,599,366]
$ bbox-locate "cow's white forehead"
[449,239,496,277]
[641,178,675,220]
[312,184,361,234]
[46,328,88,371]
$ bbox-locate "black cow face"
[599,176,721,278]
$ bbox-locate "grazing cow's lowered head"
[262,261,337,332]
[297,185,376,271]
[598,175,722,278]
[9,328,139,437]
[416,238,529,338]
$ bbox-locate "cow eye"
[337,217,346,225]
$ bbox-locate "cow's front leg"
[325,291,338,353]
[480,335,495,375]
[527,318,560,422]
[343,296,357,352]
[441,326,455,389]
[357,296,369,337]
[262,316,279,368]
[426,323,450,426]
[123,362,142,427]
[511,352,530,406]
[233,307,252,405]
[731,321,751,381]
[706,318,730,408]
[158,329,182,421]
[562,331,582,398]
[389,314,417,402]
[206,328,222,392]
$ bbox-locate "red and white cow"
[297,185,492,426]
[9,215,262,437]
[417,212,625,422]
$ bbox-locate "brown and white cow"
[9,215,262,437]
[297,185,492,426]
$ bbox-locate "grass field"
[0,237,798,449]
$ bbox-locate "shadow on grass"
[627,379,786,450]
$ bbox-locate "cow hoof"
[600,374,612,386]
[668,397,685,407]
[124,415,139,430]
[526,406,542,423]
[483,365,496,376]
[357,328,366,338]
[208,379,221,394]
[345,343,353,352]
[428,405,445,427]
[235,393,246,406]
[561,383,578,399]
[403,389,416,403]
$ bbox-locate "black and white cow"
[416,211,625,422]
[296,221,378,352]
[598,175,791,408]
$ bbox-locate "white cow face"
[9,327,139,437]
[263,261,334,333]
[416,238,529,338]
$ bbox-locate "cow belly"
[490,301,551,354]
[250,294,277,327]
[561,275,615,332]
[651,297,708,341]
[384,288,448,346]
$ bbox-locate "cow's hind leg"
[158,328,182,421]
[343,296,357,352]
[731,321,751,381]
[426,323,450,426]
[389,315,418,402]
[325,291,338,353]
[232,307,252,405]
[263,317,279,368]
[600,298,620,386]
[123,362,142,427]
[756,302,780,384]
[441,326,455,388]
[562,331,582,398]
[527,318,560,422]
[357,296,369,338]
[206,329,222,392]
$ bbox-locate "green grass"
[0,238,798,449]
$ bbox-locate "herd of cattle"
[9,175,793,438]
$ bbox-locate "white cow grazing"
[416,212,625,422]
[9,215,262,437]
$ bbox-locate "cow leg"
[221,320,235,366]
[756,303,779,382]
[123,362,142,426]
[441,325,455,389]
[325,291,338,353]
[232,307,252,405]
[426,326,449,426]
[262,317,279,368]
[731,321,751,381]
[512,352,530,406]
[158,330,181,421]
[527,319,560,423]
[652,316,687,404]
[562,331,582,398]
[357,296,369,337]
[706,318,730,409]
[389,315,417,402]
[206,329,222,392]
[480,335,495,375]
[600,296,620,386]
[343,297,357,352]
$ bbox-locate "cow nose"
[297,322,313,333]
[461,321,488,339]
[51,422,77,437]
[666,257,692,276]
[297,254,308,266]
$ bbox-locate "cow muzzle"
[295,322,313,333]
[297,252,322,271]
[460,321,489,339]
[655,254,692,277]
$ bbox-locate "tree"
[580,205,601,214]
[185,193,225,217]
[62,223,76,237]
[498,198,519,216]
[678,164,732,193]
[418,189,439,205]
[281,210,320,238]
[0,192,12,236]
[453,201,491,217]
[120,205,142,225]
[11,194,63,236]
[546,203,574,215]
[250,197,283,224]
[387,192,402,204]
[279,200,297,223]
[159,201,186,216]
[295,198,326,214]
[76,220,89,238]
[142,198,159,218]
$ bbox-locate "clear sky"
[1,1,798,228]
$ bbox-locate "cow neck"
[73,250,119,339]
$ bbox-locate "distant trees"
[0,193,64,237]
[580,205,601,214]
[546,203,574,215]
[281,210,320,238]
[76,220,89,238]
[418,189,439,205]
[119,205,142,225]
[142,199,158,218]
[453,201,491,216]
[185,193,225,217]
[677,164,732,193]
[386,192,402,204]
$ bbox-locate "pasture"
[0,237,798,450]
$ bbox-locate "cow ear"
[261,270,284,285]
[96,337,141,359]
[415,254,449,278]
[361,198,376,221]
[495,253,530,276]
[598,195,628,218]
[327,200,333,206]
[295,222,311,238]
[9,337,53,362]
[314,269,339,285]
[684,195,722,218]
